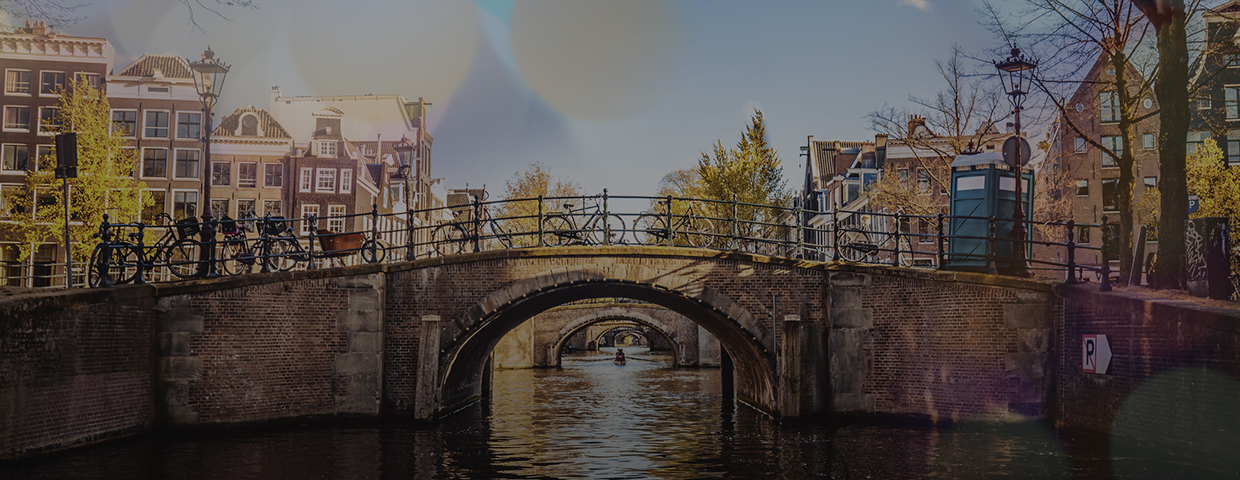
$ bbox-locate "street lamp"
[188,46,230,276]
[995,47,1036,277]
[393,136,416,260]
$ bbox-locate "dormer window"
[242,115,258,136]
[319,141,337,157]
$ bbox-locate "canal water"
[2,349,1227,479]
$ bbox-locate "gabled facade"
[1190,1,1240,164]
[209,106,294,224]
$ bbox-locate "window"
[1187,130,1211,154]
[74,72,101,90]
[241,115,258,136]
[299,167,313,192]
[238,163,257,188]
[340,168,352,194]
[898,168,909,186]
[1198,97,1212,109]
[264,164,282,187]
[38,107,60,135]
[5,69,31,94]
[1144,176,1157,192]
[1227,86,1240,120]
[1101,136,1123,167]
[176,112,201,139]
[1078,225,1091,244]
[318,141,337,157]
[1100,92,1119,123]
[327,205,346,232]
[146,86,168,93]
[211,162,230,186]
[141,148,167,178]
[40,71,65,95]
[4,106,30,130]
[111,110,137,137]
[174,149,200,179]
[2,145,29,171]
[142,190,165,223]
[263,199,282,218]
[236,199,256,220]
[916,169,931,195]
[1227,53,1240,67]
[2,184,25,217]
[1143,133,1155,150]
[36,145,51,167]
[1074,137,1087,153]
[1229,130,1240,164]
[1143,98,1153,109]
[1102,179,1119,212]
[1076,179,1089,196]
[917,218,933,244]
[316,168,336,193]
[144,111,169,138]
[211,199,229,218]
[120,147,137,176]
[301,204,320,235]
[173,191,198,220]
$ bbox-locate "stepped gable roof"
[115,54,192,78]
[213,106,292,139]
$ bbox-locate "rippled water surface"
[3,349,1233,479]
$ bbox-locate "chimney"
[875,133,888,149]
[270,86,281,107]
[907,115,927,136]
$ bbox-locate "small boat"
[614,359,626,365]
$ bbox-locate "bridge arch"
[549,308,679,366]
[437,273,776,415]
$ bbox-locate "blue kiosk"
[945,151,1034,272]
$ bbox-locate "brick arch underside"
[439,278,777,415]
[552,309,679,366]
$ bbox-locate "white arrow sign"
[1082,334,1112,374]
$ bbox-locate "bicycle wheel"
[683,216,716,248]
[219,238,255,275]
[586,214,627,245]
[88,244,139,287]
[433,224,469,256]
[542,215,576,246]
[634,214,666,246]
[837,229,869,262]
[361,239,387,264]
[266,238,303,271]
[162,240,199,278]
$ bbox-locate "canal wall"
[0,286,155,461]
[827,265,1057,422]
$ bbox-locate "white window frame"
[171,189,200,221]
[1143,133,1155,150]
[172,148,201,180]
[1074,137,1087,153]
[3,105,31,131]
[35,145,52,169]
[327,205,346,233]
[315,168,336,193]
[210,161,231,187]
[340,168,353,194]
[235,198,257,221]
[299,167,313,192]
[74,72,101,90]
[37,107,59,136]
[301,204,320,235]
[210,198,230,219]
[1,183,25,217]
[1076,179,1089,197]
[318,140,337,157]
[111,109,138,137]
[143,110,170,139]
[176,111,202,139]
[1198,96,1212,110]
[237,162,258,188]
[2,144,30,173]
[264,163,283,188]
[263,199,282,218]
[4,69,32,95]
[39,70,65,96]
[1226,85,1240,121]
[140,147,169,179]
[1099,91,1119,124]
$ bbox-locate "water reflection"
[5,348,1217,479]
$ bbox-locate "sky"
[10,0,1003,197]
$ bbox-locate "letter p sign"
[1082,334,1112,374]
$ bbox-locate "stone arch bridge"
[4,245,1065,459]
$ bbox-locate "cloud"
[900,0,931,12]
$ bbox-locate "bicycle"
[836,225,912,267]
[634,199,715,248]
[542,197,626,246]
[312,224,387,267]
[431,199,515,256]
[87,213,199,286]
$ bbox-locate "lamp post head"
[188,46,230,112]
[393,135,417,168]
[995,47,1038,101]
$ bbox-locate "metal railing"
[39,192,1124,291]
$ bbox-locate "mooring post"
[779,315,803,418]
[415,315,441,421]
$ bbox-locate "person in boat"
[614,349,626,364]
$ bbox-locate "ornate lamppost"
[995,47,1037,277]
[188,47,230,276]
[393,136,416,260]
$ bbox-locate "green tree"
[696,110,790,225]
[1,77,149,263]
[1139,138,1240,274]
[496,161,582,246]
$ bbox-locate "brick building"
[209,106,294,223]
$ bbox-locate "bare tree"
[0,0,257,35]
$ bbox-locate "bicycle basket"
[262,218,288,236]
[218,216,239,236]
[175,217,201,239]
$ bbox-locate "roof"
[213,106,292,139]
[114,54,192,78]
[951,151,1006,168]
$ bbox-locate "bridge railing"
[68,193,1121,290]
